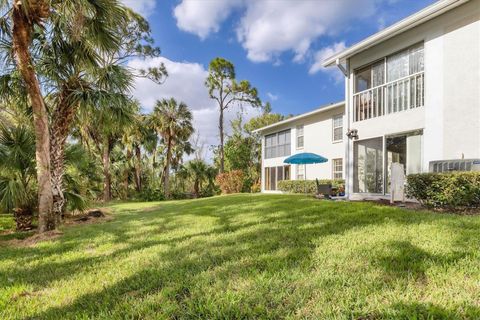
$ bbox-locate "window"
[354,60,385,93]
[354,43,424,93]
[264,165,291,190]
[332,115,343,142]
[264,129,291,159]
[332,159,343,180]
[296,125,304,149]
[296,165,305,180]
[353,43,425,121]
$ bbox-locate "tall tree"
[205,57,261,173]
[5,0,54,232]
[76,99,138,202]
[150,98,193,197]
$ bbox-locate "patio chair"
[316,179,332,199]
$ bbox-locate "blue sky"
[122,0,436,153]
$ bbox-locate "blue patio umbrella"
[284,153,328,194]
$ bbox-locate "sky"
[121,0,436,157]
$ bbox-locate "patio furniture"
[284,153,328,194]
[316,179,332,199]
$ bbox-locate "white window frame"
[332,158,343,180]
[332,115,343,143]
[264,129,291,159]
[296,125,304,149]
[296,165,305,180]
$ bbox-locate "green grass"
[1,194,480,319]
[0,214,15,232]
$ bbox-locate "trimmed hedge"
[278,179,345,195]
[406,172,480,209]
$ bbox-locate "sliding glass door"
[386,132,422,193]
[354,131,423,194]
[264,165,291,191]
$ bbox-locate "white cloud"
[266,92,278,101]
[173,0,242,40]
[128,57,261,160]
[309,42,346,84]
[173,0,386,67]
[120,0,156,17]
[236,0,378,63]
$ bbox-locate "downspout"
[335,58,351,199]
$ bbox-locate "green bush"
[406,172,480,209]
[278,179,345,195]
[137,189,165,202]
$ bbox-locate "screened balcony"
[353,43,424,122]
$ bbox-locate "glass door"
[354,137,384,193]
[386,131,422,193]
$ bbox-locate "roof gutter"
[322,0,470,67]
[252,101,344,134]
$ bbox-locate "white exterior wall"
[260,105,345,192]
[345,0,480,197]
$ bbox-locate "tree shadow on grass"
[357,302,480,319]
[371,240,467,283]
[1,195,480,319]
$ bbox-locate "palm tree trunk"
[134,146,142,192]
[123,149,132,199]
[103,139,112,202]
[11,2,54,232]
[193,179,199,198]
[219,107,225,173]
[50,91,76,224]
[164,137,172,197]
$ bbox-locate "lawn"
[1,194,480,319]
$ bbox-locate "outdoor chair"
[316,179,332,199]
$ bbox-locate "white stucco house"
[254,101,345,192]
[323,0,480,199]
[257,0,480,198]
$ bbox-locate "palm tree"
[186,160,207,198]
[2,0,54,232]
[150,98,194,197]
[75,99,138,202]
[0,124,36,230]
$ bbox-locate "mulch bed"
[365,198,480,215]
[2,208,113,247]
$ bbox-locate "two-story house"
[255,102,345,192]
[322,0,480,199]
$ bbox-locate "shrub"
[251,182,261,193]
[137,189,165,202]
[278,179,345,195]
[216,170,244,194]
[406,172,480,209]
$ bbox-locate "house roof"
[322,0,470,67]
[253,101,344,134]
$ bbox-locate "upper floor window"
[265,129,291,159]
[296,125,304,149]
[354,43,424,94]
[332,115,343,142]
[353,43,425,122]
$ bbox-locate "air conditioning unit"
[429,159,480,173]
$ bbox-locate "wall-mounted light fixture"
[346,129,358,140]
